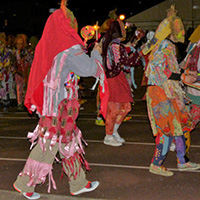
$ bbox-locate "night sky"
[0,0,165,37]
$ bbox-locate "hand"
[188,71,198,78]
[125,41,132,47]
[181,74,197,83]
[93,42,102,55]
[131,39,139,47]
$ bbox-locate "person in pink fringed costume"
[13,1,105,199]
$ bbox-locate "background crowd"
[0,32,38,111]
[0,22,196,113]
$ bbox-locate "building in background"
[126,0,200,31]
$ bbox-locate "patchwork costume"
[143,5,200,175]
[181,38,200,156]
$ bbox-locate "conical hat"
[142,18,171,55]
[189,25,200,43]
[142,5,185,55]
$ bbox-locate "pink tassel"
[20,158,56,193]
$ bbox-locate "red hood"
[25,9,84,114]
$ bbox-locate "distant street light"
[119,14,125,20]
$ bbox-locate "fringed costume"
[14,5,103,197]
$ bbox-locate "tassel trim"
[19,158,57,193]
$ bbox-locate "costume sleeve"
[66,47,103,78]
[119,45,140,67]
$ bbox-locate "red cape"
[25,9,84,114]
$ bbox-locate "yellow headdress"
[189,25,200,43]
[142,5,185,55]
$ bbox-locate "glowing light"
[119,14,125,20]
[93,24,99,30]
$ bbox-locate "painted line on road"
[0,116,148,122]
[0,116,37,119]
[1,136,200,148]
[79,113,147,117]
[0,112,147,117]
[0,158,26,162]
[0,136,28,140]
[0,157,199,173]
[89,163,200,172]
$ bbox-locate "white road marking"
[0,136,200,148]
[0,157,199,173]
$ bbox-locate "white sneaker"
[71,181,99,195]
[104,135,123,146]
[22,192,41,200]
[113,132,125,143]
[13,183,40,200]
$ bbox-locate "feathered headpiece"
[60,0,78,31]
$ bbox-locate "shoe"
[103,135,123,146]
[123,116,132,122]
[13,183,40,200]
[95,119,105,126]
[149,163,174,176]
[71,181,99,195]
[113,132,125,143]
[177,162,200,171]
[169,142,176,152]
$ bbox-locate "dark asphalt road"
[0,66,200,200]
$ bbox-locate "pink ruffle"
[19,158,56,193]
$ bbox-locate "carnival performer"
[178,34,200,161]
[12,34,32,110]
[144,5,200,176]
[0,32,13,111]
[102,20,140,147]
[185,27,200,130]
[13,1,104,199]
